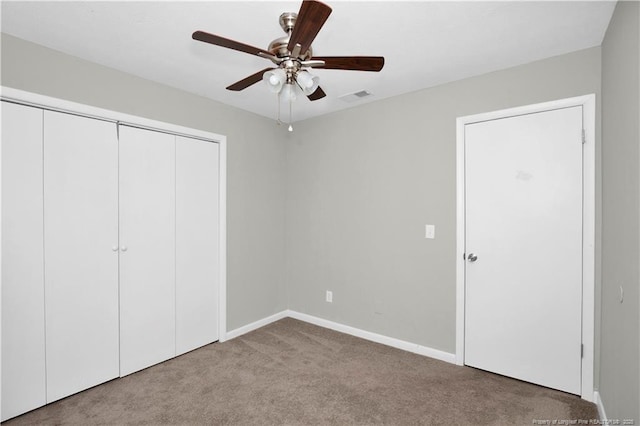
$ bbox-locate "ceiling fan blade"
[307,86,326,101]
[311,56,385,72]
[193,30,272,58]
[226,67,275,91]
[287,0,332,55]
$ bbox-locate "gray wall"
[286,47,602,354]
[600,1,640,420]
[0,33,287,331]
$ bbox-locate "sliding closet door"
[1,102,46,420]
[43,111,119,402]
[119,126,176,376]
[175,136,219,355]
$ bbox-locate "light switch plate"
[425,224,435,239]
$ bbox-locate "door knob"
[112,246,119,252]
[468,253,478,262]
[121,246,128,252]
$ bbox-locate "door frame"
[0,86,228,344]
[455,94,596,401]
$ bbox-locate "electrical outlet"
[326,290,333,303]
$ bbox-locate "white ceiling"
[1,1,616,122]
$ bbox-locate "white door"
[119,126,176,376]
[175,136,219,355]
[1,102,46,420]
[43,111,120,402]
[464,106,583,394]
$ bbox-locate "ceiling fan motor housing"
[269,12,313,61]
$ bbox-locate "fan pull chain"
[276,92,282,125]
[288,98,293,132]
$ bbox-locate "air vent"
[338,90,373,103]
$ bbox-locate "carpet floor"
[5,317,598,425]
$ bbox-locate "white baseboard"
[224,310,288,341]
[225,310,457,365]
[594,391,607,421]
[286,310,457,364]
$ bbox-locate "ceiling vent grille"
[338,90,373,103]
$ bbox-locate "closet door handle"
[120,246,128,252]
[112,246,119,252]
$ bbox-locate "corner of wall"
[599,0,640,421]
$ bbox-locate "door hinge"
[463,253,466,260]
[581,343,584,358]
[582,129,586,144]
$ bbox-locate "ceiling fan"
[192,0,385,102]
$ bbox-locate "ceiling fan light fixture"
[296,70,320,95]
[263,68,286,93]
[282,82,298,102]
[193,0,384,126]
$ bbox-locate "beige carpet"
[5,318,598,425]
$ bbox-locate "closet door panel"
[43,111,119,403]
[175,137,219,355]
[1,102,46,421]
[119,126,176,376]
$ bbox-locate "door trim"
[0,86,229,344]
[455,94,596,401]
